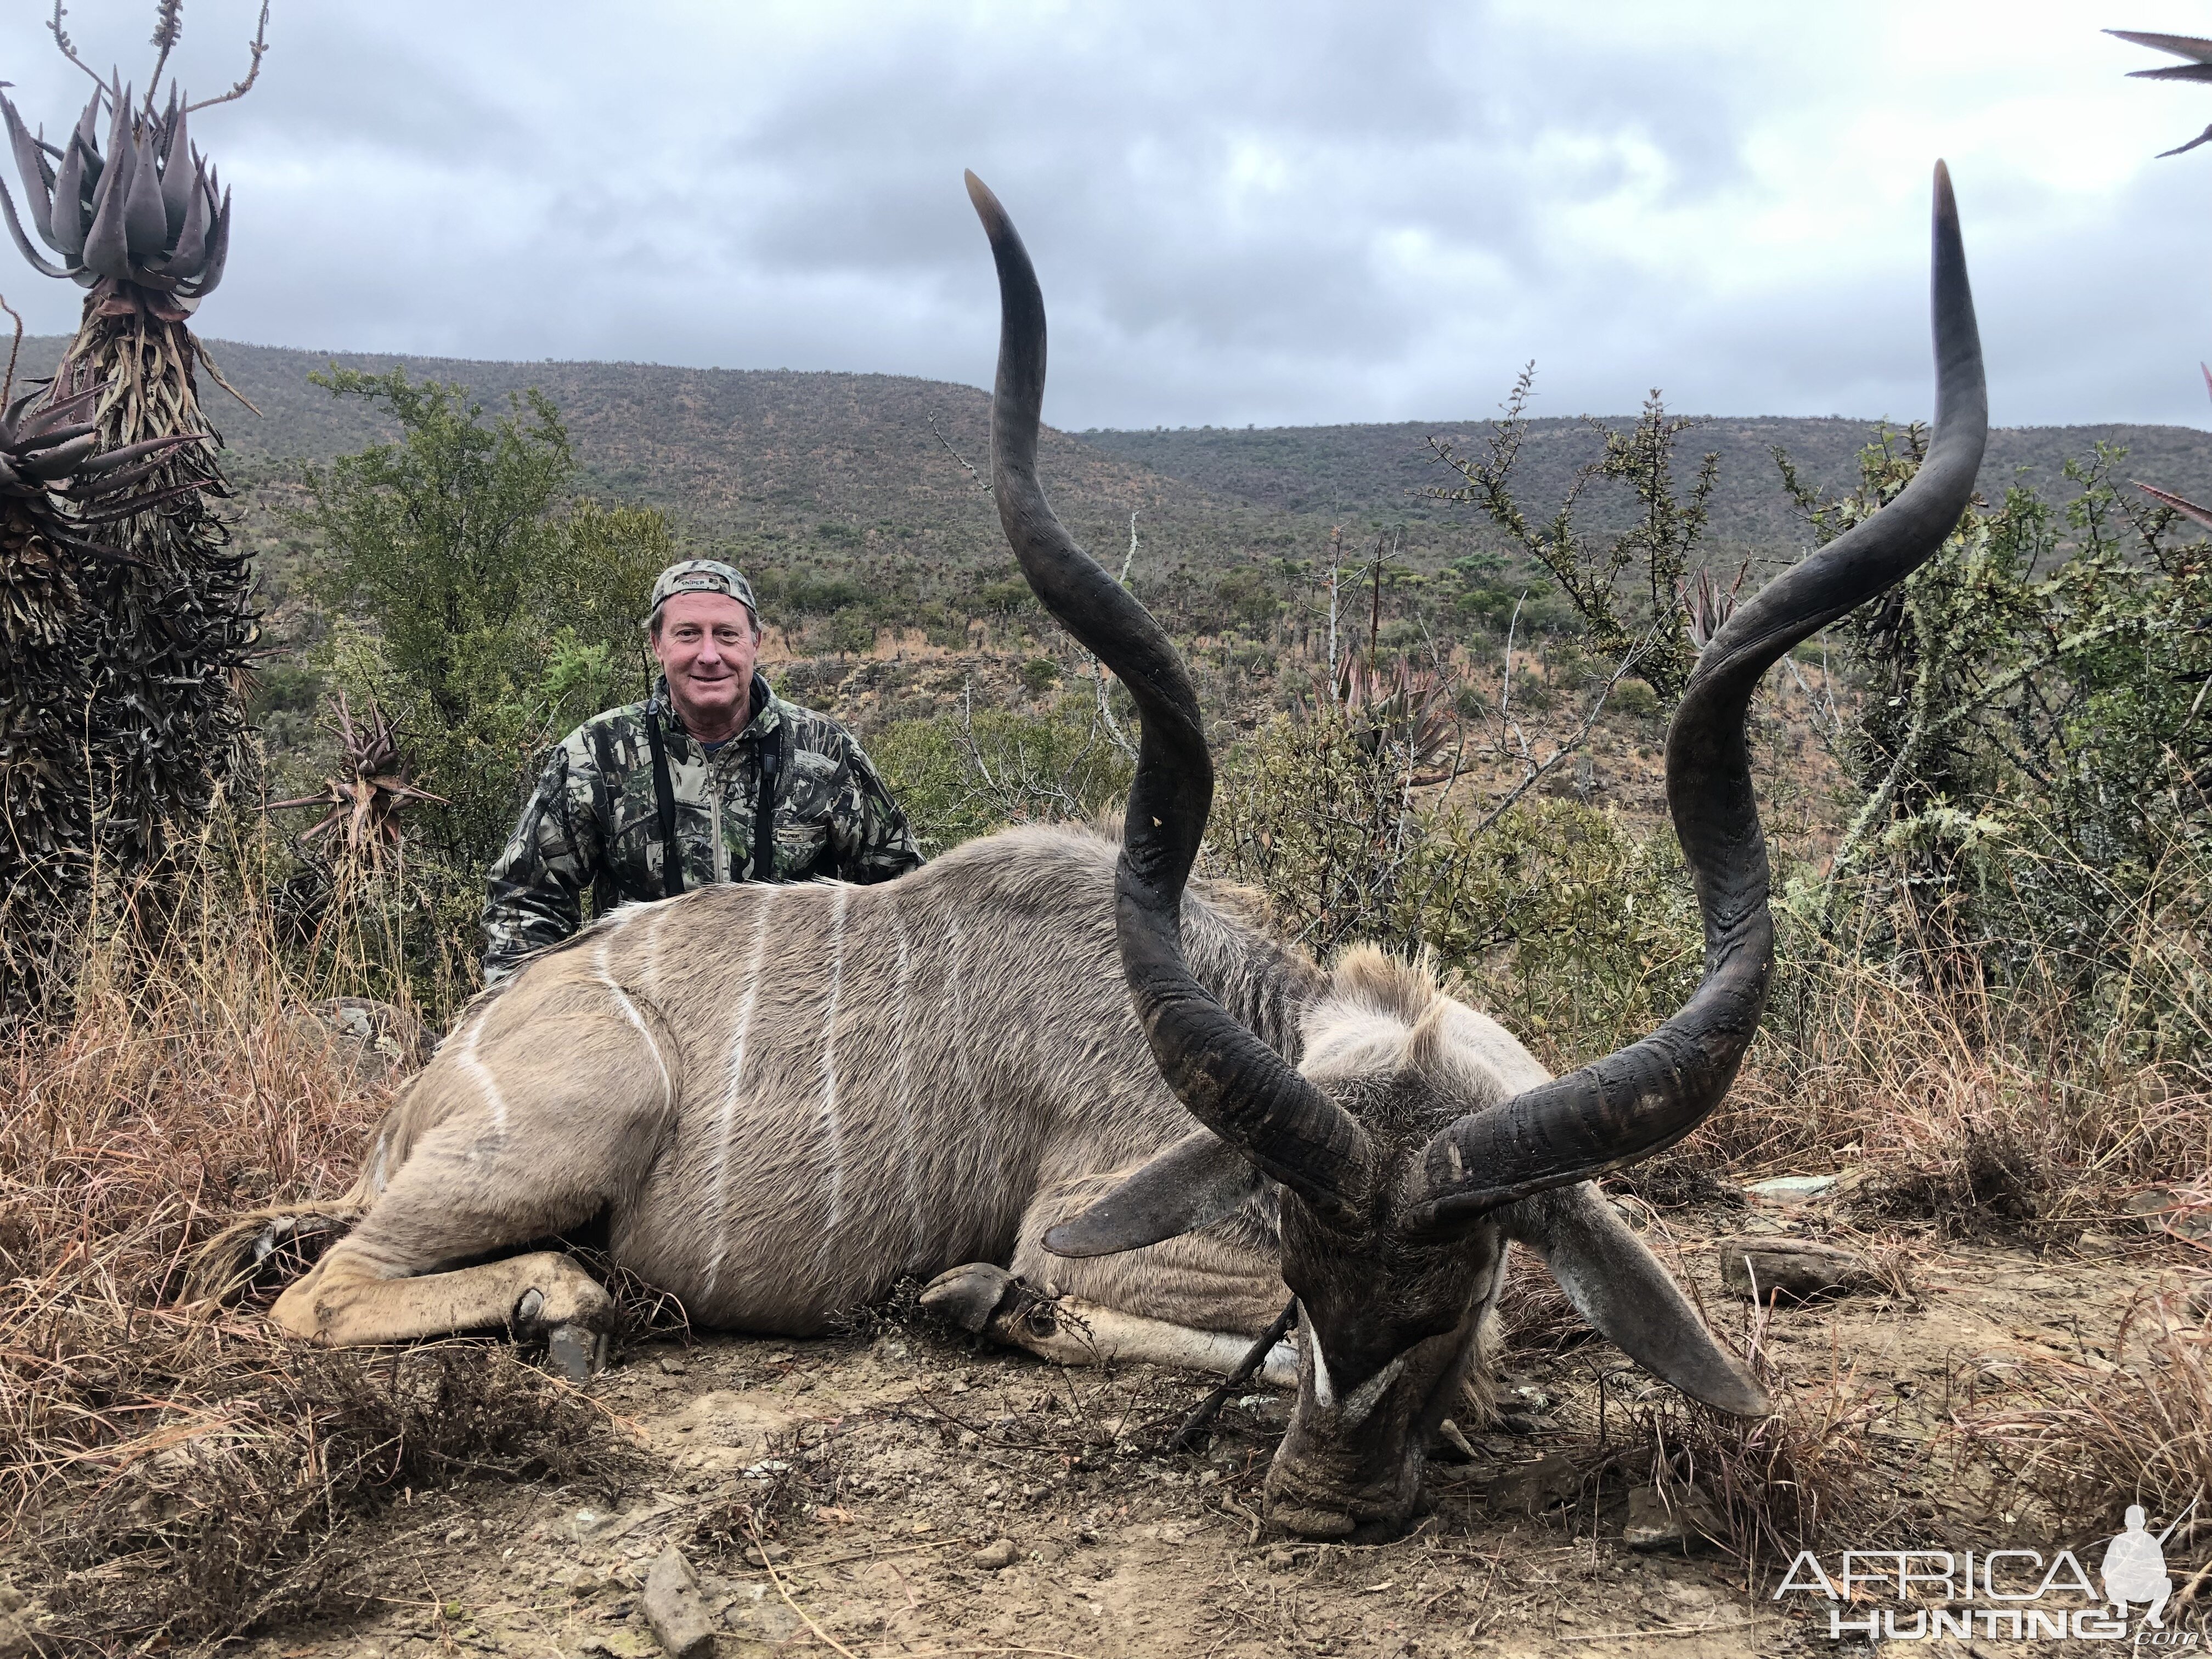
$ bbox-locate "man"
[481,559,922,985]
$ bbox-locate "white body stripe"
[457,1015,509,1136]
[704,893,776,1298]
[596,938,672,1107]
[814,887,850,1274]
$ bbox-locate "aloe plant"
[0,326,211,1013]
[2109,29,2212,156]
[0,82,228,313]
[0,2,268,1017]
[269,695,448,874]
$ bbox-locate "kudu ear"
[1042,1130,1264,1259]
[1500,1183,1769,1417]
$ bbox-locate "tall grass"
[1708,873,2212,1225]
[0,818,623,1654]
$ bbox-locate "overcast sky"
[1,2,2208,431]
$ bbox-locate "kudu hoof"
[514,1288,611,1381]
[546,1323,610,1382]
[919,1262,1022,1334]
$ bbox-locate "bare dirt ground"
[140,1189,2202,1659]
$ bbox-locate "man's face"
[651,591,761,733]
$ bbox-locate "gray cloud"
[1,0,2206,430]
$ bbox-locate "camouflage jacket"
[481,673,922,983]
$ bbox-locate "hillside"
[1080,414,2212,548]
[13,337,1337,601]
[20,335,2205,595]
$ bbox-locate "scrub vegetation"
[5,346,2211,1650]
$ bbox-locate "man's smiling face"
[651,591,761,740]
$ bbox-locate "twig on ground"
[1169,1297,1296,1451]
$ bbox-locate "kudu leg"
[274,1248,613,1376]
[272,985,678,1378]
[921,1176,1295,1386]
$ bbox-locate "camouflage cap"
[648,559,758,622]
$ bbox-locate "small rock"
[568,1506,618,1542]
[1717,1237,1871,1302]
[658,1356,687,1376]
[1435,1419,1480,1462]
[2127,1188,2212,1242]
[742,1542,791,1567]
[1622,1485,1722,1553]
[726,1599,802,1644]
[972,1537,1020,1570]
[642,1545,714,1659]
[1744,1175,1839,1205]
[1492,1452,1578,1515]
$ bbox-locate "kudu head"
[965,166,1986,1539]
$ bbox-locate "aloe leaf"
[123,126,168,263]
[163,159,209,278]
[2108,29,2212,61]
[50,135,89,262]
[2,97,58,252]
[159,101,191,241]
[18,420,97,453]
[181,184,229,298]
[81,123,134,281]
[0,173,72,279]
[20,432,99,479]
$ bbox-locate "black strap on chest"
[645,706,685,898]
[752,731,781,882]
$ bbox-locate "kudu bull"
[215,167,1987,1540]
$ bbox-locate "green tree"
[1430,369,1717,703]
[1776,430,2212,1036]
[301,370,669,877]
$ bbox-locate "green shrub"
[826,607,875,657]
[977,579,1035,616]
[296,369,672,986]
[873,704,1131,855]
[1212,707,1699,1065]
[1610,678,1660,720]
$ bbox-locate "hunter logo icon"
[2101,1504,2183,1629]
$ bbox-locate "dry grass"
[1944,1287,2212,1548]
[0,843,635,1654]
[1693,945,2212,1234]
[1621,1313,1899,1577]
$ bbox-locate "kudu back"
[220,166,1987,1542]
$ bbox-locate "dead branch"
[0,292,22,407]
[1463,629,1655,840]
[927,409,990,496]
[145,1,183,110]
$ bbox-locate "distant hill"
[1079,416,2212,550]
[12,336,1320,599]
[15,334,2207,588]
